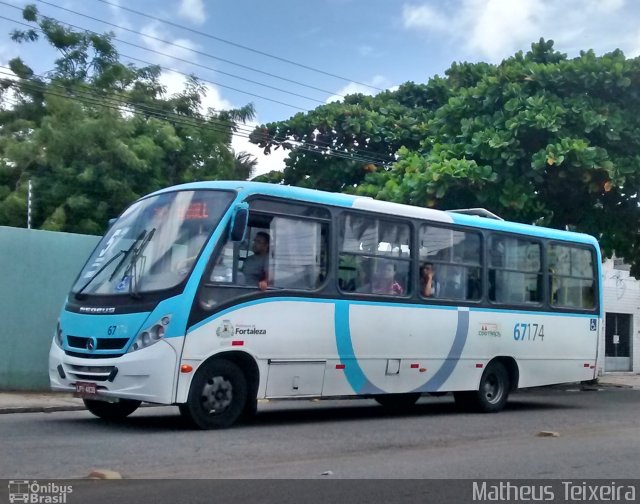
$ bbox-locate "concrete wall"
[0,227,99,390]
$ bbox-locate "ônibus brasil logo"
[8,480,73,503]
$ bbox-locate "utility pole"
[27,179,32,229]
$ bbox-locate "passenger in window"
[355,260,372,293]
[372,261,403,295]
[467,270,481,300]
[241,231,270,291]
[421,262,440,298]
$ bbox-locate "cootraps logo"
[8,481,73,503]
[479,323,501,338]
[216,319,266,338]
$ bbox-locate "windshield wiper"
[74,229,147,300]
[108,229,148,283]
[126,227,156,299]
[74,249,126,300]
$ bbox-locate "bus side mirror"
[230,203,248,242]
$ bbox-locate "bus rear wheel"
[181,359,247,429]
[83,398,141,420]
[374,393,421,410]
[454,361,510,413]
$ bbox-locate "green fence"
[0,226,100,390]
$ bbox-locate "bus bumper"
[49,339,179,404]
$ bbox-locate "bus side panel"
[343,302,462,394]
[177,300,338,403]
[336,303,599,394]
[460,310,599,389]
[176,299,599,403]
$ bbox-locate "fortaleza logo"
[216,320,266,339]
[479,323,501,338]
[8,480,73,503]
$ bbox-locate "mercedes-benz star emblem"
[86,337,96,351]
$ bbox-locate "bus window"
[489,235,542,305]
[206,206,329,292]
[269,216,328,290]
[419,225,481,301]
[338,213,411,296]
[549,244,596,309]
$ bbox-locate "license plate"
[74,381,98,398]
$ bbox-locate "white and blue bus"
[49,181,601,428]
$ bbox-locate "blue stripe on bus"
[413,309,470,393]
[188,297,334,333]
[188,297,598,334]
[334,303,469,394]
[187,297,461,333]
[469,307,598,318]
[334,302,384,394]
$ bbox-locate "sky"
[1,0,640,177]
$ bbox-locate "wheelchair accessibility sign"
[590,319,597,331]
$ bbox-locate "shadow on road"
[44,390,587,432]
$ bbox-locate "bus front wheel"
[181,359,247,429]
[83,398,141,420]
[454,361,510,413]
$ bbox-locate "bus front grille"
[67,336,129,351]
[67,364,116,382]
[64,351,124,359]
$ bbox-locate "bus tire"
[242,397,258,419]
[455,361,510,413]
[374,393,420,409]
[83,398,141,420]
[181,359,247,429]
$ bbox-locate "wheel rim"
[482,372,504,404]
[201,375,233,414]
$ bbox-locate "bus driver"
[242,231,270,291]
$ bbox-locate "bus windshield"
[72,190,234,297]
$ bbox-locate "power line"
[1,10,395,164]
[0,13,395,165]
[0,67,260,137]
[0,12,309,112]
[0,68,393,167]
[32,0,348,99]
[118,51,325,105]
[1,67,394,166]
[94,0,385,93]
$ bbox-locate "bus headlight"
[54,321,64,348]
[128,315,171,353]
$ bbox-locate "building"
[600,257,640,374]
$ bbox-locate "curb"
[0,402,166,414]
[0,405,87,415]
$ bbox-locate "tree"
[0,5,254,234]
[250,84,437,192]
[233,151,259,180]
[252,40,640,275]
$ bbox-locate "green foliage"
[0,5,256,235]
[251,39,640,276]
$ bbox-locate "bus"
[49,181,602,429]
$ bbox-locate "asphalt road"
[1,386,639,482]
